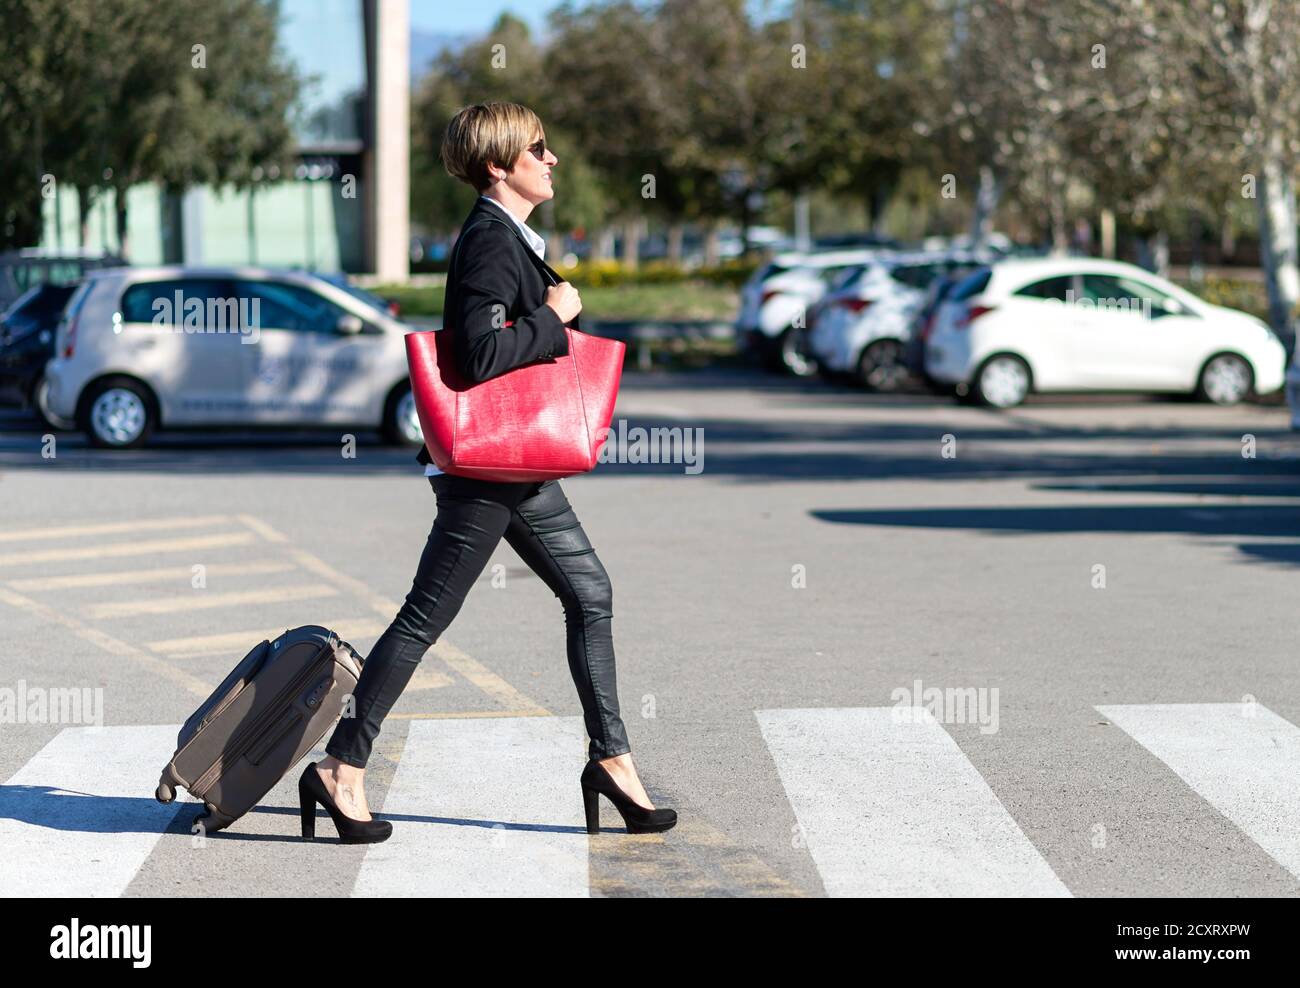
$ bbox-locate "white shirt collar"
[479,194,545,260]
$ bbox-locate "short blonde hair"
[440,102,544,192]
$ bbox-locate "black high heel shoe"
[581,758,677,835]
[298,762,393,844]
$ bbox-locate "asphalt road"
[1,367,1298,897]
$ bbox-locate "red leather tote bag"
[405,218,625,482]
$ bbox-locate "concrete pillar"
[369,0,410,282]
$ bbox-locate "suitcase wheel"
[155,782,175,804]
[194,803,233,833]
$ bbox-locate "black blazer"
[415,197,575,467]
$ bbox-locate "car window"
[120,279,238,327]
[337,283,390,314]
[890,264,939,289]
[29,284,76,317]
[47,261,83,284]
[819,265,859,288]
[2,284,75,335]
[1085,273,1186,316]
[949,268,992,301]
[235,281,346,333]
[1,285,42,322]
[1080,274,1179,316]
[829,265,869,291]
[1015,275,1075,301]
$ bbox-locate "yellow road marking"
[235,514,551,716]
[8,559,295,592]
[0,514,231,544]
[436,643,550,715]
[586,816,808,897]
[0,587,213,698]
[0,532,255,567]
[404,667,455,690]
[235,513,288,543]
[85,582,339,619]
[280,546,405,620]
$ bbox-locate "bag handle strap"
[449,215,580,331]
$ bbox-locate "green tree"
[411,12,608,250]
[0,0,299,256]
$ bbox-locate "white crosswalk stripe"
[10,704,1300,896]
[1097,701,1300,882]
[352,716,591,897]
[755,707,1071,897]
[0,725,192,897]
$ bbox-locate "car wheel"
[80,378,155,449]
[856,339,910,392]
[779,326,818,377]
[974,355,1031,408]
[1197,353,1253,405]
[383,382,424,446]
[32,375,76,431]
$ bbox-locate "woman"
[298,101,676,843]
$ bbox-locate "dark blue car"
[0,282,77,417]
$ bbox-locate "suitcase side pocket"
[243,666,335,767]
[245,708,304,766]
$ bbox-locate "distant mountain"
[411,29,467,81]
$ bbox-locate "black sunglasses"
[526,138,547,160]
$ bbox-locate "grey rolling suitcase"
[155,625,364,833]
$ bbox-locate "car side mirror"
[336,313,363,335]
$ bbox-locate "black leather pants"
[325,474,631,768]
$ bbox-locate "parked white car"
[42,266,425,448]
[924,258,1286,408]
[737,249,883,375]
[808,252,990,391]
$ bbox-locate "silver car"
[42,266,424,449]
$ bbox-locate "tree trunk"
[1048,200,1069,257]
[1100,208,1116,259]
[868,187,890,236]
[793,191,812,252]
[621,216,641,270]
[1043,155,1071,257]
[591,227,616,262]
[739,190,752,258]
[969,164,1001,247]
[1153,230,1169,279]
[666,221,685,266]
[1188,212,1204,285]
[75,186,88,248]
[1220,206,1236,262]
[703,220,721,268]
[1256,132,1300,343]
[114,187,129,260]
